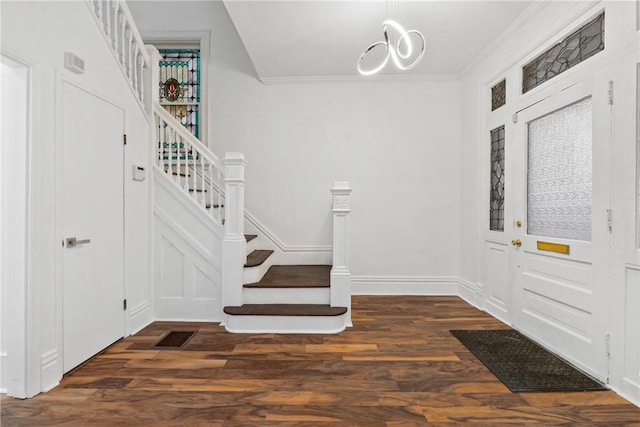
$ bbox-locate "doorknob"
[66,237,91,248]
[511,239,522,247]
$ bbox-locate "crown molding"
[258,73,460,85]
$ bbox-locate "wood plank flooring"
[3,296,640,426]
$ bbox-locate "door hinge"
[604,333,611,358]
[606,208,613,231]
[123,134,127,145]
[607,81,613,105]
[123,299,127,310]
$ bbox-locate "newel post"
[221,153,247,309]
[331,182,352,326]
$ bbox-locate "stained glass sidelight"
[491,79,506,111]
[527,97,592,241]
[490,126,505,232]
[523,12,604,94]
[158,49,200,138]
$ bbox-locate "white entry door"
[61,81,125,372]
[510,74,611,381]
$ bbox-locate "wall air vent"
[64,52,85,74]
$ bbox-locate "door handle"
[511,239,522,247]
[66,237,91,248]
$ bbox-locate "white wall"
[1,0,151,395]
[129,1,462,290]
[458,0,640,406]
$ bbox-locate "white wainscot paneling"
[623,265,640,404]
[484,241,510,320]
[160,236,185,299]
[153,171,223,321]
[520,253,592,341]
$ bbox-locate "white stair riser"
[243,255,275,284]
[246,236,259,255]
[224,313,348,334]
[243,287,330,305]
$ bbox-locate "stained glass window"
[491,79,506,111]
[527,97,592,241]
[523,12,604,94]
[490,125,505,232]
[158,49,200,138]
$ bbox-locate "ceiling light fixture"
[357,18,425,76]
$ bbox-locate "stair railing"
[86,0,148,111]
[331,182,352,326]
[153,104,226,226]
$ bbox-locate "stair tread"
[245,250,274,268]
[244,265,330,288]
[245,234,258,242]
[223,304,347,317]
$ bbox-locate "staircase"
[86,1,351,333]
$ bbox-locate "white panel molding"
[39,349,59,392]
[352,276,458,295]
[154,205,215,263]
[128,300,152,335]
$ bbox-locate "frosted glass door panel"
[527,97,592,241]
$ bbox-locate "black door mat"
[450,329,606,393]
[154,331,196,348]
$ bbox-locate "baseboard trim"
[457,277,479,306]
[352,276,459,295]
[40,349,60,392]
[128,300,153,335]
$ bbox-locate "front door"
[510,73,611,381]
[61,81,125,372]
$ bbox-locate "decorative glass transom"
[158,49,200,138]
[490,125,505,232]
[527,97,592,241]
[491,79,506,111]
[523,12,604,94]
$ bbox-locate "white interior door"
[61,81,124,372]
[510,74,611,381]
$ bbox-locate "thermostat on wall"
[132,165,146,181]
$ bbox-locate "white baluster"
[132,44,139,93]
[180,142,190,194]
[156,115,162,168]
[95,0,102,22]
[137,53,145,104]
[126,26,134,78]
[217,171,223,223]
[104,0,111,42]
[119,9,126,66]
[208,162,215,218]
[191,147,197,204]
[200,153,206,208]
[165,121,172,177]
[111,1,118,50]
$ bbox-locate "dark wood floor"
[3,296,640,426]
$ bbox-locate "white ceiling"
[223,0,535,82]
